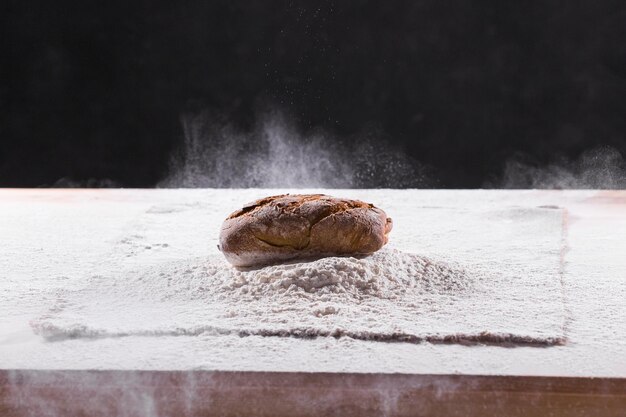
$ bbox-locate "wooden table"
[1,370,625,416]
[1,189,625,416]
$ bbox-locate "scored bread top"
[228,194,373,221]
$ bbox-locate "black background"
[2,0,626,187]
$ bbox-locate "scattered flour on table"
[32,248,561,345]
[31,203,567,346]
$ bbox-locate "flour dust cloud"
[489,146,626,189]
[159,109,431,188]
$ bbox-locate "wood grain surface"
[1,370,625,417]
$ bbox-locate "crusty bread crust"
[219,194,393,267]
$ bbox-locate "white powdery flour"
[32,204,567,346]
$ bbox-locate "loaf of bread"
[219,194,393,267]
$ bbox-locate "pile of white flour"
[32,200,567,346]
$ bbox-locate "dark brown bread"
[219,194,393,267]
